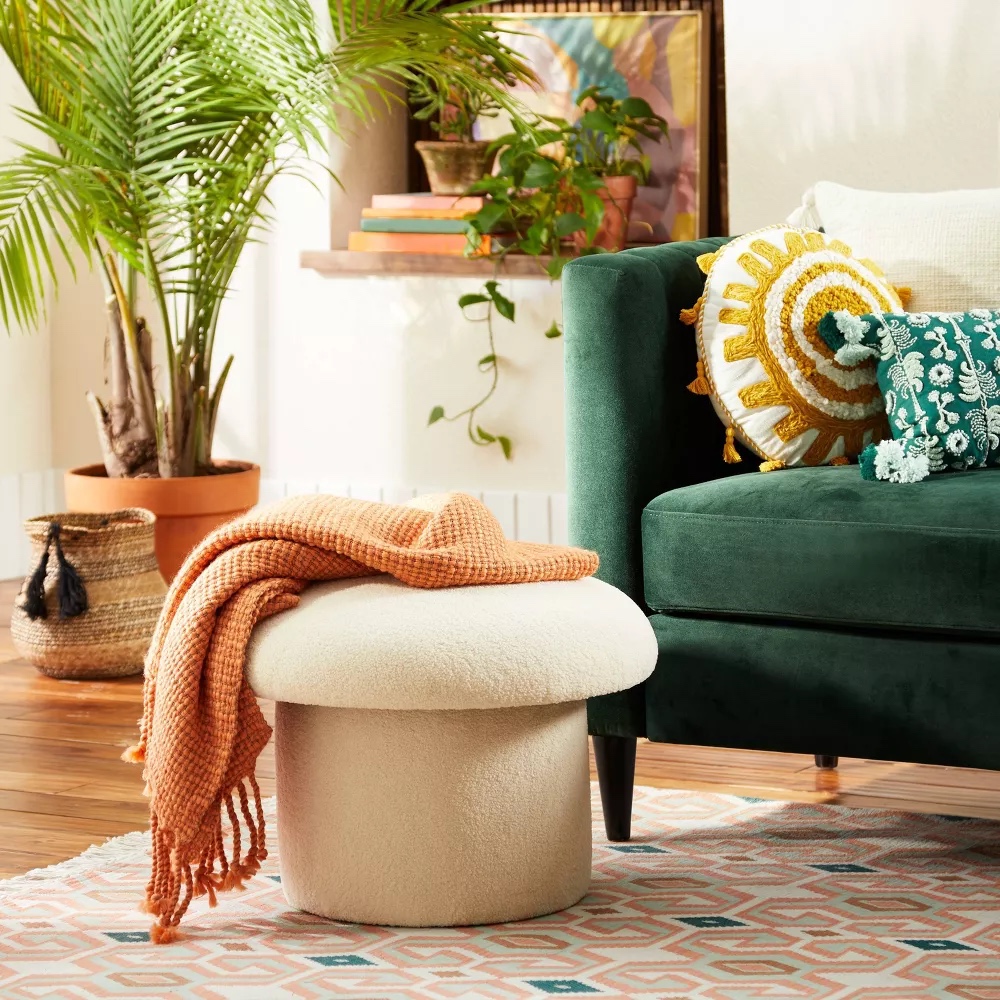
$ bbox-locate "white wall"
[213,241,566,494]
[725,0,1000,232]
[0,53,52,477]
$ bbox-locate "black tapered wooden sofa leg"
[815,754,839,769]
[593,735,637,842]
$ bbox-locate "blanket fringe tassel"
[143,775,268,943]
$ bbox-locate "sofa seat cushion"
[642,465,1000,636]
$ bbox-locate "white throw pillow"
[790,182,1000,312]
[682,225,905,469]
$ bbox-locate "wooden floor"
[1,578,998,879]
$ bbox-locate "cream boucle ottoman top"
[246,576,657,710]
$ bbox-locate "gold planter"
[415,140,496,196]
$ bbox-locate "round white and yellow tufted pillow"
[682,226,907,470]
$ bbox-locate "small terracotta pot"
[415,140,496,196]
[574,175,638,252]
[64,461,260,582]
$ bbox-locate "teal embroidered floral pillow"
[818,309,1000,483]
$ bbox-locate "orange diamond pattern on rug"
[1,785,999,998]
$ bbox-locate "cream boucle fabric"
[246,576,657,710]
[788,182,1000,311]
[276,700,592,926]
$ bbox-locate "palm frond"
[0,0,537,473]
[0,154,97,328]
[326,0,537,129]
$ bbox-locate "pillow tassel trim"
[687,360,711,395]
[864,439,931,484]
[758,459,786,473]
[722,426,742,464]
[696,251,720,273]
[679,294,705,327]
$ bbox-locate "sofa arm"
[563,238,733,737]
[563,238,733,601]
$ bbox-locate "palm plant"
[0,0,532,477]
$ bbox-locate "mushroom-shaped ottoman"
[246,575,657,927]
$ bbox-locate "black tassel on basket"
[22,530,52,620]
[52,523,88,619]
[22,522,88,621]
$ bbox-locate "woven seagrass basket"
[10,508,167,680]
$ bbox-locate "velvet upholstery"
[564,240,1000,765]
[563,239,745,737]
[646,614,1000,771]
[643,465,1000,636]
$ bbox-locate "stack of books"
[348,193,490,256]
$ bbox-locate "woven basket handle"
[23,522,89,621]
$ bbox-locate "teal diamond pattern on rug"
[677,916,747,928]
[811,863,877,873]
[608,844,667,854]
[4,785,1000,997]
[309,955,376,966]
[526,980,600,995]
[900,939,977,952]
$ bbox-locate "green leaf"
[0,0,540,473]
[620,96,655,118]
[458,292,489,309]
[521,158,558,189]
[544,321,561,339]
[498,435,512,460]
[486,283,515,322]
[476,425,496,443]
[478,353,497,368]
[554,212,586,237]
[428,405,445,425]
[470,200,508,234]
[579,109,617,135]
[546,256,568,279]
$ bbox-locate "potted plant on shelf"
[0,0,532,578]
[568,86,669,251]
[410,38,535,196]
[428,88,669,456]
[428,116,608,455]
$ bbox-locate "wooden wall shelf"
[301,249,556,279]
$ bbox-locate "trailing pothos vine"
[427,279,516,459]
[427,90,668,459]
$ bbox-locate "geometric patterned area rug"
[2,784,999,999]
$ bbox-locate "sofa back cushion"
[789,182,1000,312]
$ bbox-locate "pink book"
[370,192,485,212]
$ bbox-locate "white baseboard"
[0,470,567,580]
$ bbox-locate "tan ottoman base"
[275,699,592,927]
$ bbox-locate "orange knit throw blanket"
[124,492,598,941]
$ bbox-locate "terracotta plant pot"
[64,461,260,582]
[415,140,496,196]
[574,174,638,253]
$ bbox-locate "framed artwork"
[478,11,711,244]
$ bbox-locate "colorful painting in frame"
[478,11,710,243]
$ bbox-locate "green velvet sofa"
[562,237,1000,841]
